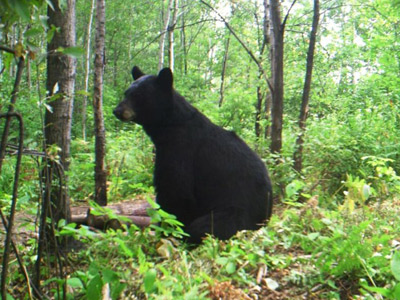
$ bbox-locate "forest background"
[1,0,400,299]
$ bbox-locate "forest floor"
[1,199,399,299]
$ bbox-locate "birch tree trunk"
[180,0,188,74]
[293,0,320,172]
[82,0,95,140]
[159,0,173,70]
[168,0,178,71]
[93,0,107,205]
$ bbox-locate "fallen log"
[70,206,90,225]
[70,200,152,230]
[87,214,151,230]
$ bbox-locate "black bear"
[113,66,273,243]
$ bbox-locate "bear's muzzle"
[113,105,135,122]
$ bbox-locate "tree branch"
[0,45,15,54]
[200,0,273,93]
[282,0,298,30]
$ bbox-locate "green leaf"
[393,282,400,299]
[58,46,84,57]
[67,277,84,289]
[88,262,100,276]
[361,284,392,297]
[5,293,15,300]
[40,15,49,29]
[43,0,55,10]
[11,0,30,21]
[391,251,400,281]
[25,28,43,38]
[225,261,236,274]
[86,274,103,300]
[102,269,119,284]
[111,282,127,300]
[215,257,228,266]
[307,232,320,241]
[115,237,134,258]
[143,269,157,293]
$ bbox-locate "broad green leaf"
[86,274,103,300]
[391,251,400,281]
[111,282,127,300]
[88,262,100,276]
[25,28,43,38]
[11,0,30,21]
[361,284,392,297]
[57,46,84,57]
[67,277,83,289]
[102,269,119,284]
[144,269,157,293]
[215,257,228,266]
[225,261,236,274]
[307,232,320,241]
[393,282,400,299]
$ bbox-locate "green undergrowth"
[37,198,400,300]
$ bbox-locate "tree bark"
[269,0,284,154]
[44,0,76,224]
[255,0,270,139]
[82,0,96,140]
[293,0,320,172]
[93,0,107,205]
[168,0,179,71]
[180,0,188,74]
[219,31,231,107]
[35,0,76,289]
[255,72,263,138]
[158,0,173,70]
[262,0,272,139]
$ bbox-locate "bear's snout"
[113,104,135,122]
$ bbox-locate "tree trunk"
[168,0,178,71]
[26,55,31,89]
[180,0,188,74]
[255,0,270,139]
[82,0,96,140]
[219,31,231,107]
[264,92,272,139]
[35,0,76,289]
[43,0,76,224]
[269,0,284,154]
[262,0,272,139]
[93,0,107,205]
[293,0,320,172]
[255,72,263,138]
[158,0,173,70]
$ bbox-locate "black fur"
[114,67,273,243]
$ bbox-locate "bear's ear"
[132,66,144,80]
[157,68,173,90]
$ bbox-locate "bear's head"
[113,66,174,125]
